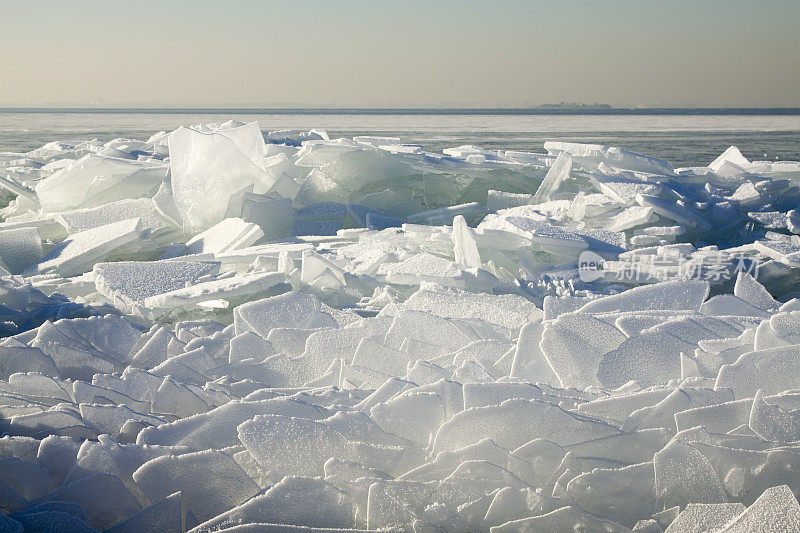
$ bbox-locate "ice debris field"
[1,121,800,532]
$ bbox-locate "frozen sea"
[1,108,800,168]
[5,109,800,531]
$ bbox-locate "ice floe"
[0,121,799,530]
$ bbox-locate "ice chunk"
[716,345,800,397]
[240,193,293,241]
[351,337,412,377]
[748,389,800,442]
[480,486,541,528]
[600,315,734,387]
[301,317,391,367]
[664,502,746,533]
[787,208,800,234]
[185,218,264,255]
[370,390,447,447]
[0,457,49,501]
[748,211,788,230]
[44,473,141,530]
[128,327,185,368]
[637,194,712,231]
[405,284,541,331]
[9,510,93,533]
[590,173,663,205]
[24,218,142,277]
[487,190,533,211]
[546,141,675,175]
[55,198,174,236]
[78,403,163,440]
[452,215,482,268]
[105,492,183,533]
[143,271,286,313]
[450,339,514,374]
[433,399,617,453]
[366,211,403,230]
[151,377,209,419]
[169,122,274,231]
[733,271,778,312]
[191,476,353,531]
[533,151,572,202]
[719,485,800,532]
[0,514,22,533]
[541,312,627,388]
[709,146,750,173]
[383,309,473,354]
[578,280,709,314]
[93,260,220,310]
[151,178,182,227]
[462,382,541,409]
[0,174,37,203]
[751,239,800,267]
[407,203,486,226]
[492,505,631,533]
[510,322,561,385]
[482,216,588,252]
[26,327,114,381]
[654,439,726,509]
[607,205,657,232]
[35,154,167,213]
[0,346,58,380]
[234,292,338,339]
[238,414,347,479]
[133,449,258,524]
[0,227,43,274]
[727,182,762,206]
[443,145,494,159]
[383,253,498,291]
[699,295,771,318]
[138,398,326,449]
[566,462,656,528]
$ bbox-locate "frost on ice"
[1,120,800,531]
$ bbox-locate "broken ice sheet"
[168,122,275,232]
[93,260,220,311]
[432,399,618,453]
[0,227,42,274]
[382,252,499,291]
[143,271,287,314]
[2,126,800,532]
[532,151,572,202]
[35,154,167,213]
[24,218,142,277]
[55,198,175,237]
[545,141,676,175]
[183,218,264,255]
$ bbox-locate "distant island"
[534,102,613,109]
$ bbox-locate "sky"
[1,0,799,108]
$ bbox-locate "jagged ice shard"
[168,122,276,232]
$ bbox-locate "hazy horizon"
[2,0,799,108]
[3,105,800,111]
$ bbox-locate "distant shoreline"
[2,107,800,116]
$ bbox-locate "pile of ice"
[0,121,800,531]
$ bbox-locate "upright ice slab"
[168,122,275,232]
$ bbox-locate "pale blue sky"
[1,0,798,107]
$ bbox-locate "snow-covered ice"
[1,120,800,531]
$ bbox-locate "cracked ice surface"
[1,121,800,531]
